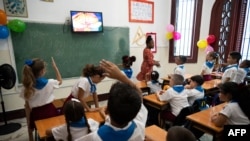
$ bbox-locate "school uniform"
[52,118,99,141]
[221,64,238,83]
[64,77,96,103]
[75,104,148,141]
[174,64,185,77]
[202,61,215,81]
[232,68,247,84]
[122,68,133,79]
[20,78,60,129]
[185,86,204,105]
[220,101,250,125]
[157,85,189,122]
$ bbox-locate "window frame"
[168,0,203,63]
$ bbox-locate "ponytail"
[22,65,35,99]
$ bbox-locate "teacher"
[136,35,160,81]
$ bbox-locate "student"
[211,82,250,127]
[233,59,250,84]
[157,74,189,123]
[173,55,187,77]
[20,57,62,130]
[136,35,160,81]
[221,51,242,83]
[64,64,105,112]
[76,59,148,141]
[121,55,136,79]
[46,99,99,141]
[184,75,205,105]
[201,51,219,81]
[167,126,196,141]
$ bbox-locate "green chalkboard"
[11,22,129,82]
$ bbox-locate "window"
[169,0,203,63]
[209,0,248,63]
[240,0,250,60]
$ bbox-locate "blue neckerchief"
[97,121,136,141]
[225,64,238,71]
[151,80,159,84]
[195,86,204,92]
[122,68,133,78]
[70,117,87,128]
[87,77,96,93]
[172,85,184,93]
[243,68,250,74]
[35,77,48,89]
[206,61,214,69]
[179,65,184,69]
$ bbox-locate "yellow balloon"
[197,39,208,49]
[166,32,173,40]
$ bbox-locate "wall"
[0,0,214,112]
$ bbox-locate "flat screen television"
[70,11,103,33]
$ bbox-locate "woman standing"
[136,35,160,81]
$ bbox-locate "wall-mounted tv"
[70,11,103,33]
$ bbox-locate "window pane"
[174,0,195,56]
[240,0,250,60]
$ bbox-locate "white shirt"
[52,118,99,141]
[174,65,185,77]
[71,77,92,98]
[157,86,189,116]
[185,88,204,105]
[221,64,238,83]
[220,102,250,125]
[201,61,214,75]
[76,104,148,141]
[20,79,60,108]
[232,68,247,84]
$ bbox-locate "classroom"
[0,0,249,141]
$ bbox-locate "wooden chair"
[24,102,36,141]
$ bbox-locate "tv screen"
[70,11,103,33]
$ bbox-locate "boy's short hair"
[107,82,142,125]
[229,51,242,62]
[171,74,184,85]
[190,75,204,85]
[167,126,196,141]
[179,56,187,64]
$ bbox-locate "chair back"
[192,97,209,112]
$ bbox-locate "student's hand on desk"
[158,90,165,95]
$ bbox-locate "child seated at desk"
[184,75,205,105]
[201,51,219,81]
[233,59,250,85]
[157,74,189,124]
[121,55,136,79]
[76,59,148,141]
[173,55,187,77]
[211,82,250,127]
[46,99,99,141]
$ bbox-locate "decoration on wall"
[41,0,54,2]
[146,32,157,53]
[0,9,26,39]
[132,26,145,46]
[165,24,181,40]
[3,0,28,17]
[197,35,216,53]
[129,0,154,23]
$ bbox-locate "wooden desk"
[135,81,150,94]
[145,125,167,141]
[186,103,226,141]
[35,111,105,140]
[143,94,168,110]
[202,79,221,96]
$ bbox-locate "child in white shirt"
[174,56,187,77]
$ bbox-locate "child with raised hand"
[20,57,62,130]
[121,55,136,79]
[64,64,105,112]
[184,75,205,105]
[76,60,148,141]
[201,51,219,81]
[174,55,187,77]
[221,51,242,83]
[157,74,189,123]
[46,99,99,141]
